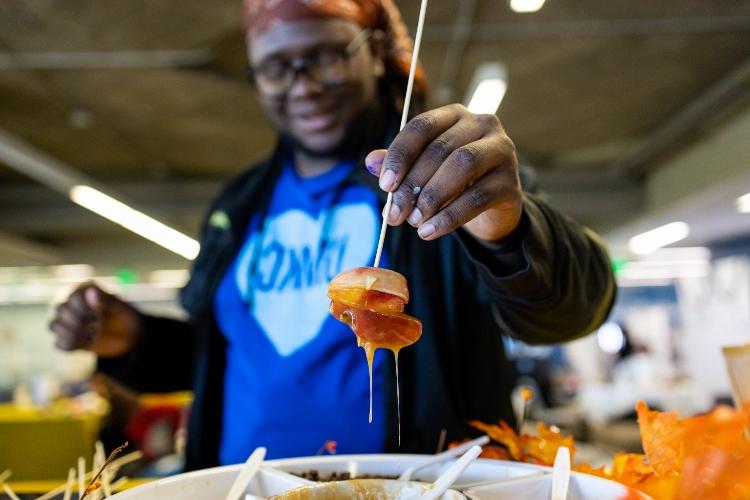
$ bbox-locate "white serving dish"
[112,466,312,499]
[112,453,649,499]
[464,472,651,500]
[268,479,464,499]
[265,454,542,489]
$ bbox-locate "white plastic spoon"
[399,435,490,481]
[550,446,571,500]
[419,445,482,500]
[225,447,266,500]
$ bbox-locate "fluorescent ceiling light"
[736,192,750,214]
[510,0,546,13]
[465,63,508,115]
[149,269,190,288]
[467,79,508,114]
[628,222,690,255]
[616,278,673,288]
[69,185,200,260]
[638,246,710,261]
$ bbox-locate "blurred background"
[0,0,749,490]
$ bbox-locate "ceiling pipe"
[0,48,213,70]
[606,57,750,178]
[0,230,62,264]
[0,128,199,260]
[431,0,478,105]
[415,16,750,42]
[0,128,87,192]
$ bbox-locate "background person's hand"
[50,284,142,358]
[365,104,522,244]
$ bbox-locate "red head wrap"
[242,0,427,97]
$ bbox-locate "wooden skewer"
[36,473,87,500]
[517,386,534,435]
[82,442,129,500]
[110,476,129,491]
[78,456,86,499]
[95,441,113,497]
[436,428,447,453]
[2,483,21,500]
[373,0,430,268]
[109,450,143,474]
[90,446,102,500]
[0,469,10,484]
[63,467,76,500]
[35,451,141,500]
[36,469,91,500]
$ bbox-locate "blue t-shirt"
[214,159,389,463]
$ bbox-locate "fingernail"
[365,157,382,175]
[379,170,397,191]
[389,204,401,224]
[407,208,422,226]
[418,223,435,239]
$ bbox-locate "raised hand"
[50,284,142,358]
[366,103,522,244]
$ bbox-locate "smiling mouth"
[293,109,338,133]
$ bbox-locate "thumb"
[365,149,386,177]
[84,286,109,314]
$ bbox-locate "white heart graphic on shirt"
[235,204,377,356]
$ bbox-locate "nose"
[287,67,324,99]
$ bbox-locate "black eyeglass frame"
[247,28,374,97]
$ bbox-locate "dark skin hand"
[49,284,142,358]
[365,103,523,244]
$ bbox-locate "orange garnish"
[466,420,574,465]
[457,401,750,500]
[635,401,684,477]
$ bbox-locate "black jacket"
[98,147,615,471]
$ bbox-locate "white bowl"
[464,472,652,500]
[265,454,542,489]
[112,453,648,500]
[112,466,312,499]
[268,479,464,499]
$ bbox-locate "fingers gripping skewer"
[373,0,429,268]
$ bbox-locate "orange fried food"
[467,420,575,465]
[608,453,655,486]
[460,401,750,500]
[674,403,750,500]
[448,439,512,460]
[614,402,750,500]
[469,419,524,461]
[635,401,685,477]
[528,422,575,465]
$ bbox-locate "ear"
[369,29,387,78]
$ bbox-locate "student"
[50,0,615,469]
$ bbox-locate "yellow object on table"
[0,396,108,481]
[6,477,153,496]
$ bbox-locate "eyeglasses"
[248,29,372,98]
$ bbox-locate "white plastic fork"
[419,445,483,500]
[225,447,266,500]
[550,446,571,500]
[399,435,490,481]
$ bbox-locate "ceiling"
[0,0,749,270]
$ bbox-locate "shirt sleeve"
[454,193,616,345]
[96,314,196,393]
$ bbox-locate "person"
[49,0,615,470]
